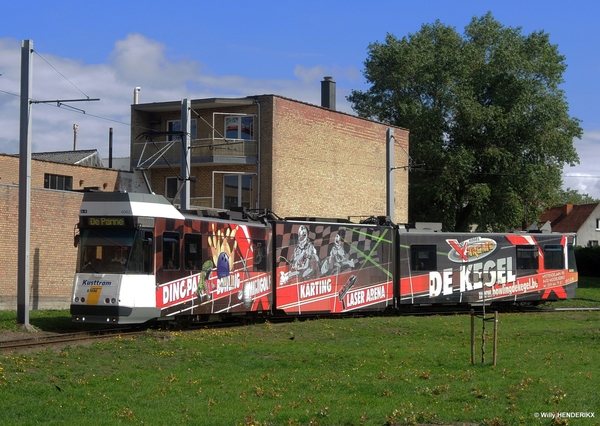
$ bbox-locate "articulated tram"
[70,192,578,324]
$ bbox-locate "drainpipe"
[386,128,394,222]
[254,98,261,209]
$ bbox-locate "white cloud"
[8,31,593,203]
[562,130,600,200]
[110,34,200,89]
[0,34,357,160]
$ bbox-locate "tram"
[70,192,578,324]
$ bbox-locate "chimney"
[73,124,78,150]
[564,204,573,215]
[321,76,336,110]
[133,87,141,105]
[108,127,113,169]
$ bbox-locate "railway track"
[0,328,146,352]
[2,306,597,352]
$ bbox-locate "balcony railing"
[191,138,257,159]
[132,138,257,168]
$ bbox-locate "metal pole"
[386,128,394,222]
[17,40,33,326]
[180,99,191,210]
[109,128,113,169]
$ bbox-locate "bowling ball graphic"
[217,252,230,278]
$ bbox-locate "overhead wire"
[32,49,90,99]
[3,56,599,183]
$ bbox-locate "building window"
[44,173,72,191]
[165,176,196,199]
[589,240,599,247]
[166,119,197,141]
[225,116,254,140]
[596,219,600,230]
[223,174,253,209]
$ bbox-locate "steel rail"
[0,329,145,351]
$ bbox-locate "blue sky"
[1,0,599,198]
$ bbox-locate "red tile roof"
[539,203,599,232]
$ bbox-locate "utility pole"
[17,40,33,326]
[17,39,99,326]
[180,98,191,210]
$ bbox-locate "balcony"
[191,138,257,163]
[132,138,258,169]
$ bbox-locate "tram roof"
[80,191,185,220]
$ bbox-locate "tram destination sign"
[83,217,133,227]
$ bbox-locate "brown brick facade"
[0,184,81,309]
[0,154,120,309]
[267,96,408,221]
[132,95,409,221]
[0,154,119,192]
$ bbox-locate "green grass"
[0,309,107,333]
[0,279,599,426]
[543,276,600,309]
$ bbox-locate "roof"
[32,150,104,168]
[131,97,255,113]
[539,203,600,232]
[132,94,410,132]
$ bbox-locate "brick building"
[0,153,119,309]
[1,80,409,311]
[131,85,409,221]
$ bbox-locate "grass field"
[0,278,598,425]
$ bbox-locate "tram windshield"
[77,228,153,274]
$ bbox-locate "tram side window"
[516,246,539,270]
[184,234,202,271]
[568,244,577,272]
[253,239,267,271]
[543,245,564,270]
[163,232,180,270]
[128,230,154,274]
[411,245,437,271]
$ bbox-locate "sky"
[1,0,599,199]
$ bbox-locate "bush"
[574,245,600,277]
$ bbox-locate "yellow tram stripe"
[86,286,103,305]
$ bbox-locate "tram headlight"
[74,297,80,303]
[111,298,117,304]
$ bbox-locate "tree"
[550,188,598,205]
[348,13,582,231]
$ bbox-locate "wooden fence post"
[493,311,498,366]
[470,309,475,365]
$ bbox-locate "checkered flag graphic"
[275,221,392,270]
